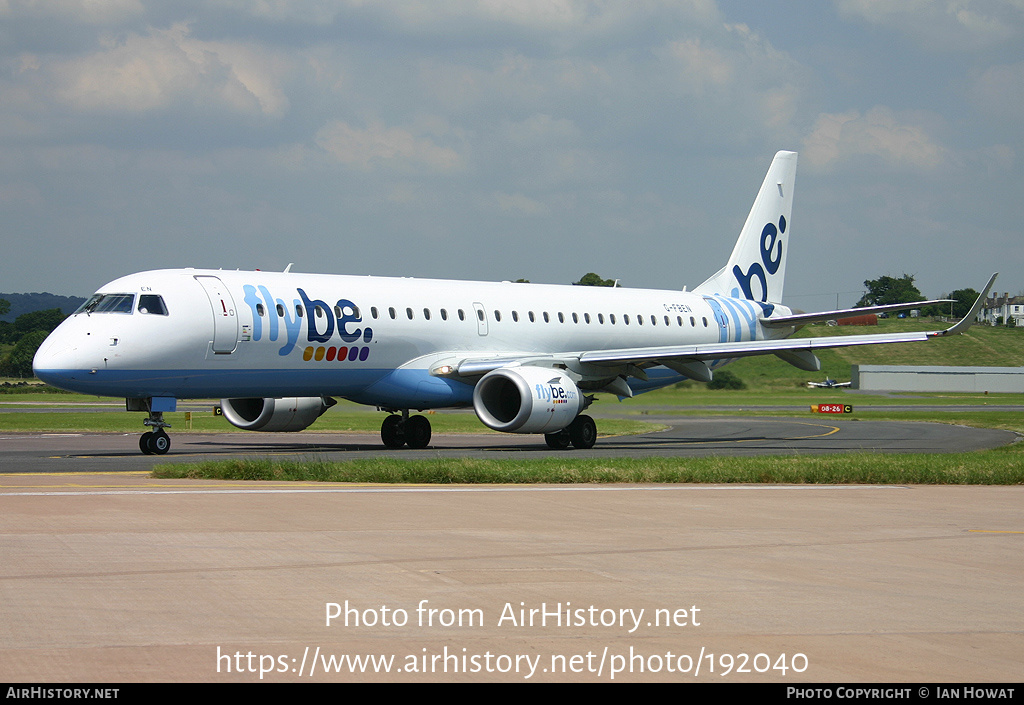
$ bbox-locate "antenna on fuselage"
[284,263,294,273]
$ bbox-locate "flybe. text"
[242,285,373,357]
[535,383,577,404]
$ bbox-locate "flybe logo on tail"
[732,215,786,302]
[242,285,373,359]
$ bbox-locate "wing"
[759,299,955,328]
[442,274,997,389]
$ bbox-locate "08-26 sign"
[811,404,853,414]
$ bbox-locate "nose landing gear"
[139,409,172,454]
[126,397,175,455]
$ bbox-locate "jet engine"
[472,367,584,434]
[220,396,336,432]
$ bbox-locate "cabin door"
[195,275,238,353]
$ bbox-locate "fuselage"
[33,268,797,407]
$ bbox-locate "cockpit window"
[77,293,136,314]
[138,295,168,315]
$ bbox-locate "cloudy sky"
[1,0,1021,311]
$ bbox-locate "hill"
[0,293,86,323]
[723,318,1024,389]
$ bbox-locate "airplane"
[807,378,851,388]
[32,151,997,455]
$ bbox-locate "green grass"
[153,444,1024,485]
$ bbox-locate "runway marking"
[0,470,150,477]
[0,484,910,497]
[968,530,1024,534]
[30,421,846,459]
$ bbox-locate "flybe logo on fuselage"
[242,285,373,359]
[732,215,786,302]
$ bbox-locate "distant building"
[980,292,1024,326]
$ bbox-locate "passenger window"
[459,309,466,321]
[389,307,397,320]
[406,308,414,320]
[276,304,285,317]
[440,309,448,321]
[557,312,564,323]
[423,308,431,320]
[494,310,502,322]
[529,311,535,322]
[295,305,303,318]
[255,304,265,317]
[371,307,379,319]
[512,311,519,322]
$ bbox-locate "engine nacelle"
[473,367,584,434]
[220,396,335,432]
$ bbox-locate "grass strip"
[153,444,1024,485]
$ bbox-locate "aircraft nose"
[32,330,84,388]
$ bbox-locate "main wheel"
[404,415,432,449]
[544,428,571,449]
[568,414,597,449]
[381,415,405,448]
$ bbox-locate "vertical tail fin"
[694,151,797,303]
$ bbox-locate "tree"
[0,299,9,317]
[0,330,48,377]
[855,274,923,307]
[573,272,616,287]
[707,369,746,390]
[0,308,66,345]
[919,287,982,319]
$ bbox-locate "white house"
[980,292,1024,326]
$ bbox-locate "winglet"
[931,273,998,337]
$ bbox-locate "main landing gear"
[380,410,432,449]
[544,414,597,450]
[140,410,171,455]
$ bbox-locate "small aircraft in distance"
[33,151,997,454]
[807,378,851,388]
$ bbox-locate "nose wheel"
[140,430,171,455]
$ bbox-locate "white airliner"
[33,151,996,455]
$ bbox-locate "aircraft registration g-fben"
[34,151,996,455]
